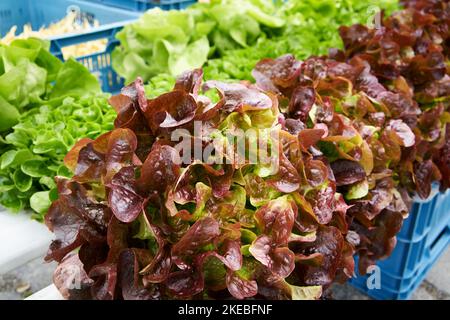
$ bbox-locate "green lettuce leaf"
[50,58,101,98]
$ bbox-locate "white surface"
[26,285,63,300]
[0,208,54,274]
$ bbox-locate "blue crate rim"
[91,0,195,3]
[46,20,136,42]
[88,0,197,11]
[141,0,196,3]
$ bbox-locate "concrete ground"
[1,248,449,300]
[0,259,57,300]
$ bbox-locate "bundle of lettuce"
[251,0,449,271]
[204,0,401,82]
[0,38,116,219]
[115,0,400,96]
[337,0,450,196]
[112,0,285,85]
[45,0,449,300]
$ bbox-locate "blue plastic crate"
[0,0,141,93]
[87,0,197,11]
[350,220,450,299]
[350,243,446,299]
[349,188,450,299]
